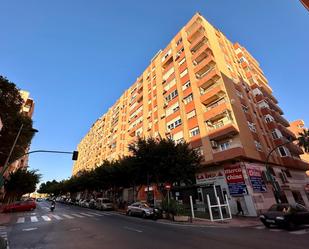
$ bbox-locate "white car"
[95,198,113,211]
[126,202,154,218]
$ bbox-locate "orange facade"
[73,13,309,176]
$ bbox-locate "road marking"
[42,215,51,221]
[22,227,38,232]
[123,226,143,233]
[87,212,103,216]
[52,215,63,220]
[71,213,84,218]
[62,214,74,219]
[31,216,38,222]
[290,229,309,235]
[17,217,25,223]
[269,229,281,232]
[42,207,49,210]
[254,226,265,229]
[80,212,94,217]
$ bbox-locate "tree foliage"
[298,129,309,153]
[38,138,202,197]
[4,168,41,202]
[0,76,35,166]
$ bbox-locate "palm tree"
[298,129,309,153]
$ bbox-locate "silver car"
[126,202,154,218]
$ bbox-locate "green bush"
[161,198,187,216]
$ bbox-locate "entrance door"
[201,185,223,205]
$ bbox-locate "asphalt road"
[1,201,308,249]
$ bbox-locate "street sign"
[165,184,171,190]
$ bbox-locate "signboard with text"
[224,164,247,196]
[246,165,267,193]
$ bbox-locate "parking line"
[71,214,84,218]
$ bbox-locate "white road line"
[290,229,309,235]
[71,213,84,218]
[62,214,74,219]
[31,216,38,222]
[17,217,25,223]
[80,212,94,217]
[42,215,51,221]
[123,226,143,233]
[87,212,103,216]
[52,215,63,220]
[254,226,265,229]
[22,227,38,232]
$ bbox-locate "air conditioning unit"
[210,140,218,148]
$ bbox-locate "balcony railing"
[205,97,227,111]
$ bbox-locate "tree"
[4,168,41,203]
[0,76,35,166]
[298,129,309,153]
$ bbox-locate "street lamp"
[265,138,293,204]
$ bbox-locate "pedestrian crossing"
[14,211,110,224]
[252,225,309,235]
[0,226,10,249]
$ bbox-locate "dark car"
[260,203,309,230]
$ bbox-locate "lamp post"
[265,138,292,204]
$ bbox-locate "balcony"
[281,157,309,171]
[190,35,208,53]
[192,43,212,63]
[271,110,289,127]
[260,106,272,116]
[187,22,205,43]
[266,97,283,115]
[212,146,245,162]
[194,54,216,75]
[207,121,239,140]
[254,94,264,103]
[196,67,221,89]
[200,83,225,105]
[266,120,278,130]
[203,99,231,121]
[278,124,297,141]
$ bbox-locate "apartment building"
[73,13,309,215]
[4,91,35,175]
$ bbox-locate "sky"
[0,0,308,184]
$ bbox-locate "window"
[180,69,188,78]
[187,110,196,119]
[165,90,178,102]
[182,81,191,90]
[236,90,243,98]
[176,38,182,46]
[242,105,249,113]
[189,127,200,137]
[166,102,180,116]
[163,67,175,81]
[265,115,274,123]
[271,129,282,140]
[284,169,292,178]
[178,57,186,66]
[254,140,263,151]
[248,121,256,132]
[219,141,231,151]
[183,93,193,104]
[278,146,289,157]
[167,118,182,131]
[194,147,204,156]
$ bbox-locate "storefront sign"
[305,184,309,193]
[196,171,224,184]
[246,165,267,193]
[224,165,247,196]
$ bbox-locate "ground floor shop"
[195,161,309,216]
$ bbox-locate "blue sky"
[0,1,308,184]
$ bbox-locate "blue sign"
[227,182,248,196]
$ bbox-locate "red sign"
[165,184,171,190]
[224,165,245,184]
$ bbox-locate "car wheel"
[127,210,132,216]
[262,221,270,228]
[286,222,296,231]
[142,212,146,219]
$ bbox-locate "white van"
[95,198,113,211]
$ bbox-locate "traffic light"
[72,151,79,161]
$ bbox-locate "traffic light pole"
[0,150,78,188]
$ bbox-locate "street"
[0,201,308,249]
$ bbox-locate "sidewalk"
[116,208,261,228]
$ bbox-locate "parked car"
[260,203,309,230]
[126,202,161,219]
[95,198,113,211]
[89,199,96,209]
[36,198,43,202]
[3,200,36,212]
